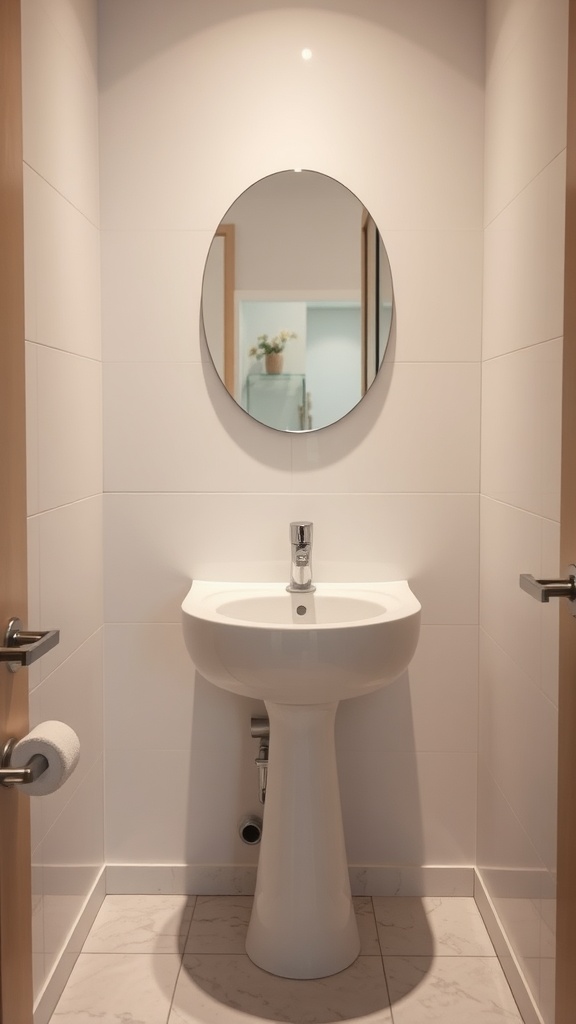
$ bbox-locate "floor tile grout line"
[165,954,186,1024]
[369,898,397,1023]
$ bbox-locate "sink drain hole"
[296,605,307,616]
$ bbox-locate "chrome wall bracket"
[0,618,60,673]
[0,738,48,787]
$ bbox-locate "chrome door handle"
[519,565,576,614]
[0,617,60,673]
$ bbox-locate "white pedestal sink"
[182,580,421,979]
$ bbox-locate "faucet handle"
[290,521,313,545]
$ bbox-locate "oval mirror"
[201,170,394,432]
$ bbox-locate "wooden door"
[0,0,34,1020]
[555,1,576,1020]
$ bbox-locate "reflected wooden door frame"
[361,208,378,396]
[217,223,235,394]
[0,0,34,1021]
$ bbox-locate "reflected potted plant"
[249,331,297,374]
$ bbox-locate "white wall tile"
[21,0,99,223]
[40,761,104,966]
[101,230,212,363]
[485,0,540,74]
[103,362,292,492]
[483,156,566,360]
[104,492,479,626]
[99,1,484,233]
[104,748,193,863]
[31,873,45,1002]
[38,496,103,677]
[36,347,102,510]
[26,342,39,516]
[481,340,562,520]
[337,625,478,755]
[23,166,37,343]
[384,230,483,362]
[477,762,544,893]
[484,0,568,223]
[24,170,101,359]
[104,360,481,497]
[291,363,481,494]
[38,0,98,79]
[105,625,314,863]
[104,746,261,865]
[479,631,557,872]
[32,631,103,844]
[479,496,543,683]
[339,751,476,866]
[104,623,196,750]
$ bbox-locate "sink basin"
[181,577,421,980]
[182,580,421,704]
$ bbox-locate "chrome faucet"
[287,521,316,593]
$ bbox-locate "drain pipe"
[250,715,269,804]
[238,716,269,846]
[239,815,263,845]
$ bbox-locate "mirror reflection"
[201,170,394,432]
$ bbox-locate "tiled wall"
[21,0,104,1013]
[99,0,484,874]
[478,1,568,1021]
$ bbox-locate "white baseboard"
[474,869,545,1024]
[33,867,106,1024]
[105,862,474,896]
[350,864,474,896]
[106,863,259,894]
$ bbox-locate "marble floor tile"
[185,894,253,953]
[169,953,392,1023]
[185,895,380,957]
[354,896,381,955]
[384,955,524,1023]
[50,952,182,1023]
[373,896,495,957]
[83,894,195,954]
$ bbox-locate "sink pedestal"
[246,701,360,979]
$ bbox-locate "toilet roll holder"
[0,738,48,787]
[0,618,62,785]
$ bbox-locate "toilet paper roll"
[11,721,80,796]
